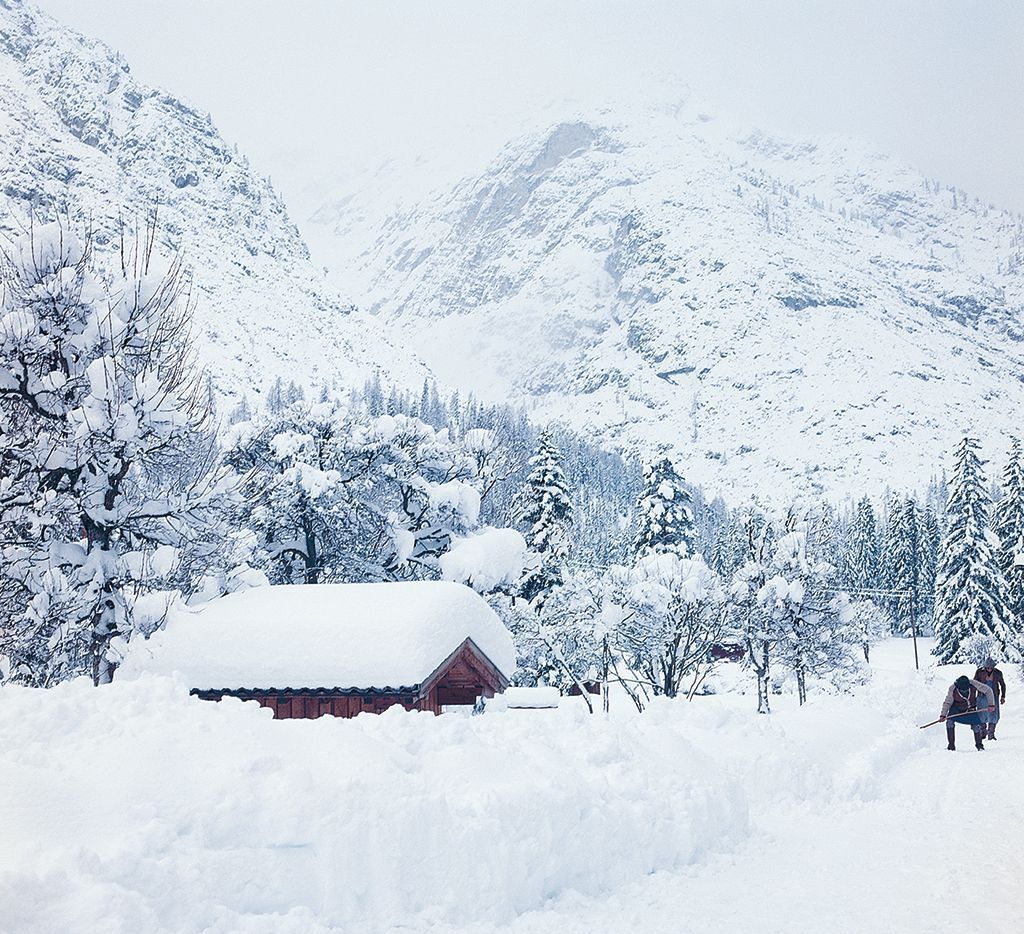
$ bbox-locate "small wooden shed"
[126,581,515,719]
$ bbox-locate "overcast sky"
[34,0,1024,219]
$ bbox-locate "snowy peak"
[310,107,1024,499]
[0,0,427,401]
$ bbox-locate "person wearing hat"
[973,657,1007,740]
[939,674,996,751]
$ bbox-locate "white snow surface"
[492,686,562,709]
[0,675,745,933]
[119,581,516,689]
[3,640,1021,933]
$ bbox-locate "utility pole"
[910,590,919,671]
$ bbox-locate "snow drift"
[0,676,746,932]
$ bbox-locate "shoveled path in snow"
[428,645,1023,934]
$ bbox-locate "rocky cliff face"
[0,0,425,404]
[311,106,1024,498]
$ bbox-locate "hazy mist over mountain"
[34,0,1024,235]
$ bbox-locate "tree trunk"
[756,670,771,714]
[89,602,117,687]
[755,643,772,714]
[602,636,610,715]
[303,520,320,585]
[82,516,118,686]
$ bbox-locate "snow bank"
[639,638,969,809]
[0,677,747,933]
[118,580,516,689]
[489,686,562,709]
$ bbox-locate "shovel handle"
[919,709,984,729]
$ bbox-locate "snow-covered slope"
[0,0,425,402]
[311,106,1024,499]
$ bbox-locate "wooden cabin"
[125,581,514,719]
[193,636,508,718]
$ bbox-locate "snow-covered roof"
[120,581,516,690]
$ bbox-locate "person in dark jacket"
[940,675,995,751]
[973,657,1007,740]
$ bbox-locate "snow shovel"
[918,708,993,729]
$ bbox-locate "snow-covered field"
[1,640,1019,933]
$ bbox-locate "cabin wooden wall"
[235,693,418,719]
[423,652,497,711]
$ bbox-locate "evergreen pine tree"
[364,373,385,417]
[283,381,305,406]
[228,395,252,425]
[418,379,431,422]
[518,430,574,605]
[846,496,880,590]
[933,437,1017,664]
[879,493,903,627]
[449,389,461,432]
[266,376,285,413]
[917,504,941,626]
[889,498,919,632]
[994,437,1024,635]
[428,382,442,427]
[633,458,695,559]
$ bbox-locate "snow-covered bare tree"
[227,399,504,585]
[225,397,360,584]
[730,508,777,713]
[0,220,235,686]
[505,572,608,708]
[759,522,857,705]
[835,596,887,663]
[608,551,727,700]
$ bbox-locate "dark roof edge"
[191,685,421,697]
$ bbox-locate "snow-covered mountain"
[309,106,1024,500]
[0,0,425,404]
[10,0,1024,501]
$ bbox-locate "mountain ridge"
[0,0,427,405]
[307,105,1024,499]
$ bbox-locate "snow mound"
[491,686,562,709]
[439,527,529,592]
[0,676,747,932]
[119,581,516,689]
